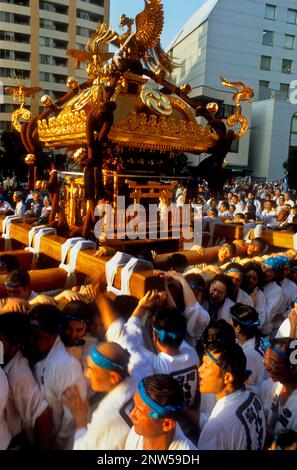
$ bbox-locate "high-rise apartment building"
[0,0,110,132]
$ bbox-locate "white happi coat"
[261,380,297,434]
[0,366,11,450]
[122,317,199,408]
[263,282,286,330]
[280,278,297,314]
[4,351,48,439]
[198,389,266,450]
[125,423,197,450]
[74,376,136,450]
[236,289,254,307]
[241,338,266,388]
[33,336,87,450]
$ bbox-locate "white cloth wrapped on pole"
[120,257,153,295]
[1,215,21,251]
[59,239,96,288]
[105,252,132,296]
[25,225,57,266]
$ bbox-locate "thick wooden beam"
[0,216,164,298]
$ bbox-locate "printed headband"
[138,380,185,420]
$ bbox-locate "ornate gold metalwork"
[6,84,41,131]
[167,96,196,123]
[11,108,32,132]
[140,88,172,116]
[220,76,254,139]
[108,112,219,152]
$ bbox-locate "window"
[262,30,274,46]
[77,9,90,20]
[265,4,276,20]
[14,14,30,25]
[287,9,297,25]
[40,54,53,65]
[40,18,54,30]
[39,71,50,81]
[76,26,91,37]
[0,49,14,59]
[279,83,289,99]
[230,139,239,153]
[14,51,30,61]
[40,36,53,47]
[259,80,270,88]
[216,104,236,120]
[282,59,292,74]
[292,116,297,134]
[40,1,55,12]
[260,55,271,70]
[284,34,295,49]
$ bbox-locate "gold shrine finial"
[6,84,41,131]
[220,76,254,139]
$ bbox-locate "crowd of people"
[0,176,297,451]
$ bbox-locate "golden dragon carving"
[220,76,254,139]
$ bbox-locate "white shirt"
[204,297,235,324]
[4,351,48,439]
[33,336,88,450]
[122,317,199,407]
[198,389,266,450]
[280,278,297,314]
[236,289,254,307]
[276,318,291,338]
[263,282,286,330]
[263,381,297,434]
[250,287,269,333]
[0,366,11,450]
[241,338,265,387]
[15,201,26,217]
[183,301,210,342]
[74,376,136,450]
[125,423,197,450]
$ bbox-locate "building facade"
[168,0,297,180]
[0,0,109,132]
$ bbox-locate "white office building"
[167,0,297,180]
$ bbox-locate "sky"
[109,0,205,50]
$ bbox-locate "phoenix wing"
[135,0,164,53]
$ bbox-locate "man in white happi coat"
[261,338,297,444]
[28,304,88,449]
[0,314,51,448]
[63,341,136,450]
[125,374,197,450]
[198,341,266,450]
[0,365,11,450]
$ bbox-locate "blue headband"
[226,269,242,276]
[262,339,289,361]
[62,314,89,324]
[205,351,227,372]
[89,346,126,372]
[231,314,260,328]
[138,380,185,420]
[152,327,184,343]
